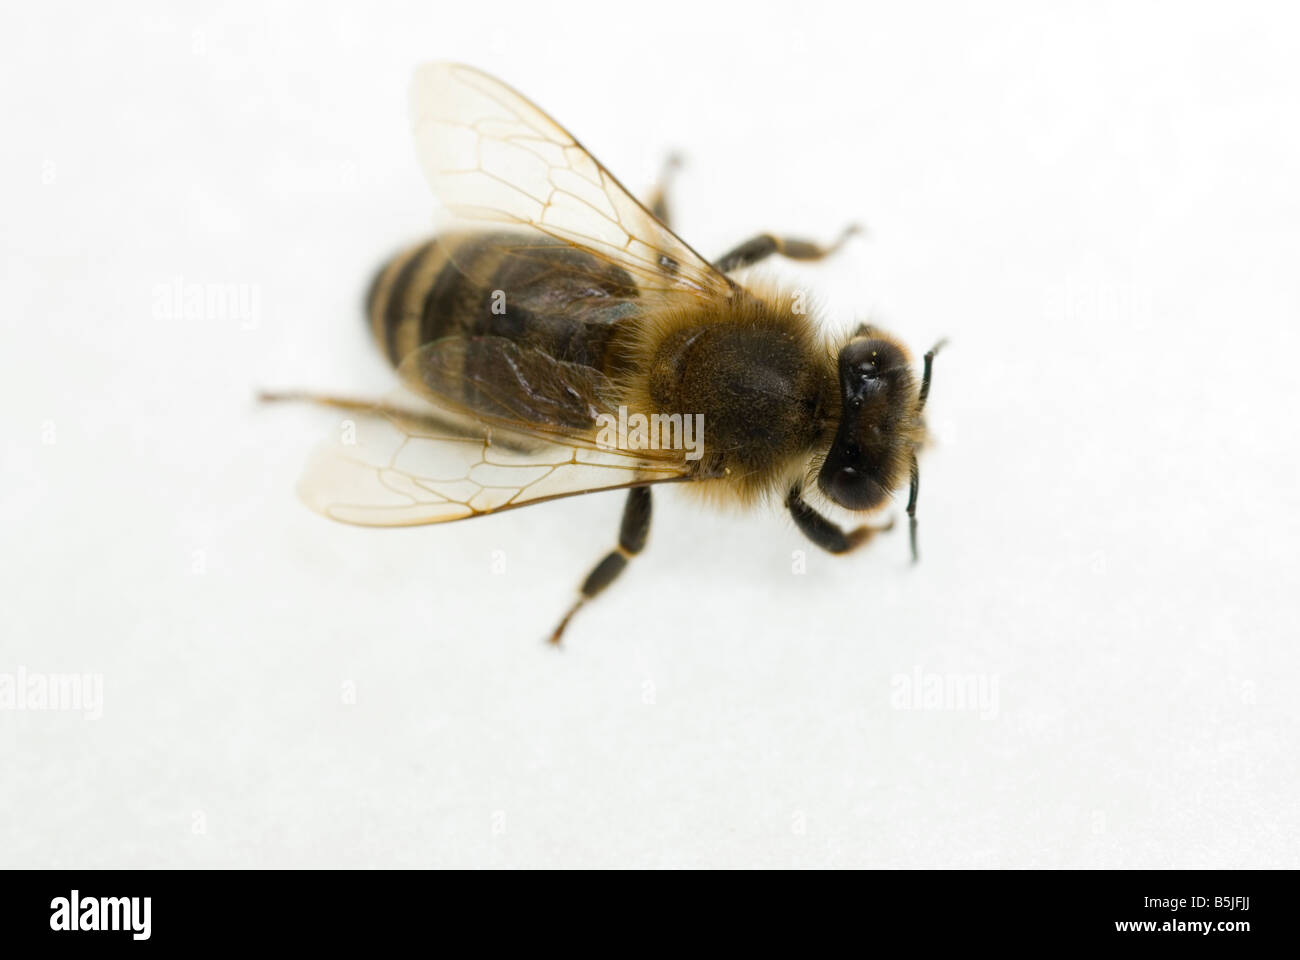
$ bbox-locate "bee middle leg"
[549,486,653,645]
[786,485,893,554]
[643,152,683,227]
[715,223,862,273]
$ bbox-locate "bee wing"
[297,369,695,528]
[410,62,735,301]
[394,335,677,455]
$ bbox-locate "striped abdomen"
[365,232,643,378]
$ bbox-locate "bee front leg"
[715,224,862,273]
[549,487,653,646]
[786,486,893,555]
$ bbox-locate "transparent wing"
[297,387,693,527]
[409,62,735,301]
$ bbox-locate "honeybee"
[264,63,945,644]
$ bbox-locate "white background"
[2,0,1297,867]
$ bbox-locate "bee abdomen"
[366,238,447,367]
[365,233,640,375]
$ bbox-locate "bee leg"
[916,338,948,412]
[786,486,894,554]
[259,390,434,429]
[258,390,391,414]
[258,390,491,442]
[643,152,683,227]
[549,487,653,645]
[906,453,921,564]
[714,223,862,273]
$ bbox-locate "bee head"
[817,334,915,511]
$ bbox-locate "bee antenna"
[917,338,948,411]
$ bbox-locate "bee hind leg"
[258,390,390,415]
[549,487,652,646]
[715,223,862,273]
[258,390,489,442]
